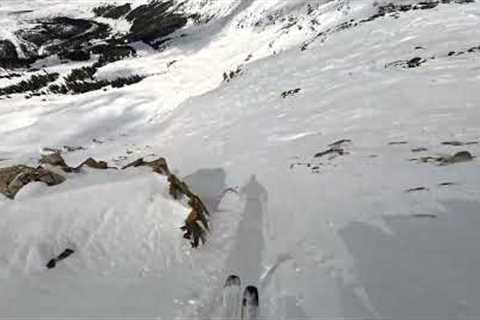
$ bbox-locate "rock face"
[123,157,210,248]
[94,3,132,19]
[15,17,110,59]
[0,40,18,60]
[0,40,25,68]
[125,0,188,44]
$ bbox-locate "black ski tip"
[225,274,241,287]
[242,285,259,306]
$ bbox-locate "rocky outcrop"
[0,165,65,199]
[2,153,210,248]
[93,3,132,19]
[0,40,18,61]
[15,17,110,60]
[125,0,188,44]
[0,40,34,68]
[123,157,210,248]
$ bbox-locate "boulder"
[0,165,65,199]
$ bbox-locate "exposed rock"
[0,40,18,65]
[410,150,474,165]
[0,165,65,199]
[46,248,75,269]
[314,147,344,158]
[125,0,188,44]
[405,186,429,193]
[122,157,170,175]
[93,3,131,19]
[442,140,478,146]
[76,157,109,170]
[411,214,437,218]
[412,147,428,152]
[40,152,70,169]
[123,157,210,248]
[63,145,86,152]
[223,66,242,82]
[329,139,352,147]
[439,182,456,187]
[281,88,301,98]
[389,141,408,145]
[439,151,474,165]
[16,17,110,57]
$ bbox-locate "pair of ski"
[223,275,259,320]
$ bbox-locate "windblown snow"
[1,0,480,319]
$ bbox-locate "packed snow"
[1,0,480,319]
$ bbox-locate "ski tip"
[242,285,259,306]
[225,274,241,287]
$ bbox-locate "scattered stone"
[405,186,429,193]
[442,140,478,146]
[63,145,85,152]
[438,182,456,187]
[412,147,428,152]
[223,66,242,82]
[281,88,301,98]
[329,139,352,147]
[46,259,56,269]
[439,151,474,165]
[407,57,425,68]
[46,248,75,269]
[411,214,437,219]
[314,147,344,158]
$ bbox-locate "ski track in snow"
[1,0,480,319]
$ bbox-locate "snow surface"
[1,0,480,319]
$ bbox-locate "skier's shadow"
[226,174,268,285]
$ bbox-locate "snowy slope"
[1,0,480,319]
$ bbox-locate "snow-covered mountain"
[1,0,480,319]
